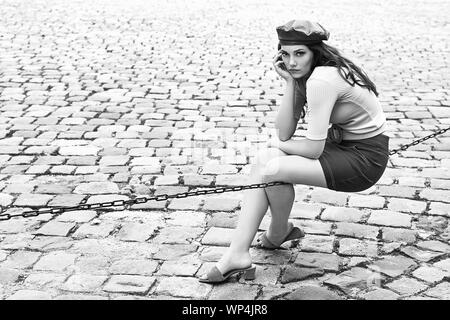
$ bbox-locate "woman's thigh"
[258,154,328,188]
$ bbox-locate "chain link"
[1,126,449,222]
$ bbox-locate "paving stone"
[284,285,343,300]
[206,211,238,228]
[62,274,108,292]
[103,275,156,295]
[115,222,158,242]
[345,257,371,268]
[167,196,202,210]
[203,196,240,211]
[33,251,78,272]
[201,227,234,246]
[6,290,53,300]
[155,277,212,299]
[368,255,417,277]
[367,210,412,227]
[248,265,280,286]
[72,221,117,239]
[419,189,450,203]
[386,277,428,296]
[412,266,448,283]
[59,146,100,156]
[309,189,348,206]
[157,261,201,276]
[415,240,450,253]
[348,195,385,208]
[56,210,97,223]
[334,222,379,240]
[423,282,450,300]
[33,221,76,237]
[13,193,53,207]
[433,258,450,273]
[0,218,40,234]
[153,244,198,261]
[200,246,228,262]
[0,267,21,285]
[293,219,332,235]
[280,266,324,284]
[167,210,206,227]
[250,247,292,265]
[428,202,450,217]
[338,238,378,257]
[25,236,73,251]
[324,267,381,295]
[381,227,417,243]
[208,282,258,300]
[73,255,110,275]
[73,181,119,194]
[47,194,86,207]
[299,235,335,253]
[400,246,445,262]
[257,285,291,300]
[0,193,14,206]
[362,288,400,300]
[320,207,366,223]
[294,252,340,271]
[109,259,159,275]
[0,250,8,261]
[1,250,41,269]
[23,273,67,288]
[154,226,203,244]
[387,198,427,213]
[290,202,323,219]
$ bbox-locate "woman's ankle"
[267,221,292,240]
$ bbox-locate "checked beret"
[276,20,330,45]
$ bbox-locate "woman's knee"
[252,147,288,167]
[260,158,284,181]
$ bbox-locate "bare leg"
[214,165,268,273]
[209,152,327,276]
[265,183,295,243]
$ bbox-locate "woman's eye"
[296,52,304,56]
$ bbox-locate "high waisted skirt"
[318,133,390,192]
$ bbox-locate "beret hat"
[276,20,330,45]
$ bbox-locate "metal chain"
[0,125,449,222]
[388,125,450,156]
[0,181,289,221]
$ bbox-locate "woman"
[199,20,389,283]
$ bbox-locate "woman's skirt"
[318,133,390,192]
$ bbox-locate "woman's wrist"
[285,78,295,86]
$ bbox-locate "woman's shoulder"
[308,66,340,83]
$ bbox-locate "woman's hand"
[273,51,294,82]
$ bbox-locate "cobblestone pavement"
[0,0,449,300]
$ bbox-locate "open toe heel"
[243,266,256,280]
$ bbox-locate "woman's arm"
[275,79,299,141]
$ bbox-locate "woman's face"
[280,44,314,79]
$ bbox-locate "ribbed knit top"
[294,66,387,141]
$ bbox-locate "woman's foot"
[199,250,252,283]
[256,221,304,249]
[266,221,294,244]
[216,250,252,275]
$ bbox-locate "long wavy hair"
[278,42,379,119]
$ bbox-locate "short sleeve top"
[297,66,387,141]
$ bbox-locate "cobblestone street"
[0,0,449,300]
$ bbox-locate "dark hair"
[278,42,379,119]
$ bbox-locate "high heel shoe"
[256,224,305,250]
[198,265,256,284]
